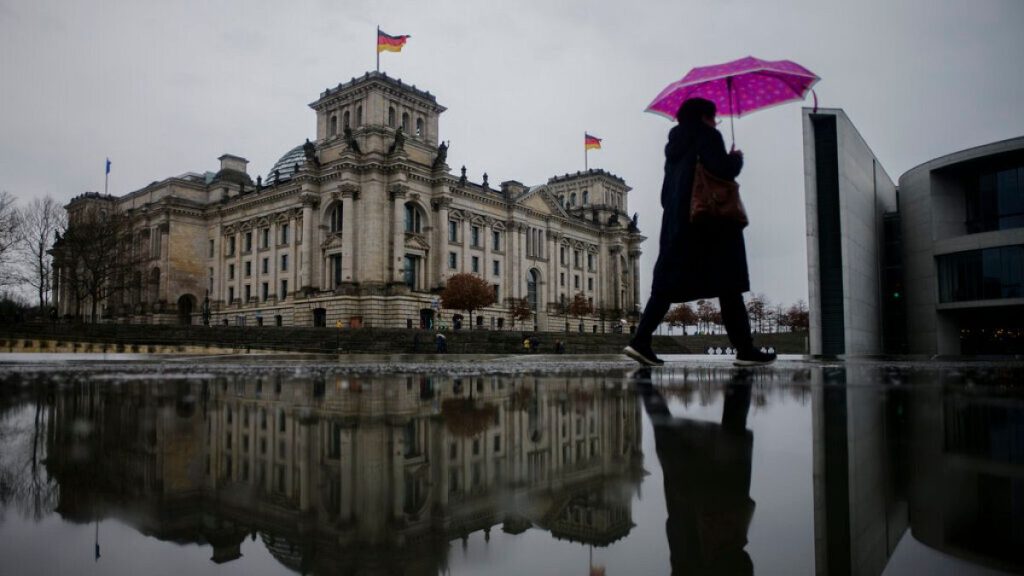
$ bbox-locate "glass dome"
[264,144,307,186]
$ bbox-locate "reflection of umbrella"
[441,398,497,437]
[646,56,819,145]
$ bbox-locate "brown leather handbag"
[689,159,749,228]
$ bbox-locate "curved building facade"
[899,136,1024,355]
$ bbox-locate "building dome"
[265,144,307,186]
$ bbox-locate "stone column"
[461,217,471,273]
[340,184,358,283]
[390,185,408,284]
[611,245,622,311]
[432,197,451,289]
[517,225,527,299]
[506,220,518,299]
[630,249,642,313]
[300,193,318,292]
[482,220,492,283]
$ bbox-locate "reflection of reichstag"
[44,374,643,573]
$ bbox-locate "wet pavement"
[0,357,1021,575]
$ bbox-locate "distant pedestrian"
[555,340,566,354]
[435,332,447,353]
[624,97,775,368]
[530,335,539,352]
[523,337,531,353]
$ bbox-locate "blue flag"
[105,158,111,174]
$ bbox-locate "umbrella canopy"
[646,56,819,121]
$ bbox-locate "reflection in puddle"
[0,364,1021,575]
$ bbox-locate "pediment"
[405,233,431,251]
[517,187,566,217]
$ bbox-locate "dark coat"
[651,121,749,303]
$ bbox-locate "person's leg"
[631,293,671,348]
[719,292,754,353]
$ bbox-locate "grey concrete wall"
[803,108,897,356]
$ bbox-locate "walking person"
[625,97,776,367]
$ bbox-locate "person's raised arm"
[697,127,743,181]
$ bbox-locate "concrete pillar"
[611,246,622,310]
[630,249,642,312]
[390,185,408,284]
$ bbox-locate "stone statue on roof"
[344,127,362,154]
[432,140,448,170]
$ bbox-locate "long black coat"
[651,122,749,303]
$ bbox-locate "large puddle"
[0,361,1021,575]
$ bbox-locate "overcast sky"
[2,0,1022,307]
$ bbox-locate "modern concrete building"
[52,71,644,331]
[803,109,898,356]
[804,108,1023,356]
[899,136,1024,355]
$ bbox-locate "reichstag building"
[55,72,644,330]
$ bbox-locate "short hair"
[676,97,717,126]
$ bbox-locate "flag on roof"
[377,30,410,53]
[585,133,602,150]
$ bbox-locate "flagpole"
[584,133,588,171]
[376,26,380,72]
[104,159,109,195]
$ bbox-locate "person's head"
[676,97,717,128]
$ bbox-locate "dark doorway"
[313,308,327,328]
[177,294,196,325]
[419,308,434,329]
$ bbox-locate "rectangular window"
[492,230,501,251]
[331,254,342,287]
[281,254,288,271]
[262,258,268,274]
[588,277,594,291]
[493,434,501,452]
[280,279,288,300]
[574,250,581,268]
[493,284,500,301]
[228,236,236,256]
[471,256,479,273]
[261,282,268,301]
[209,239,215,258]
[560,272,565,287]
[560,246,566,265]
[261,228,270,249]
[228,286,235,302]
[938,244,1024,302]
[229,264,235,280]
[448,252,457,270]
[244,284,251,302]
[280,224,290,245]
[244,261,251,277]
[244,231,252,253]
[471,226,480,247]
[493,260,500,276]
[208,269,214,294]
[587,254,594,271]
[574,275,580,289]
[448,220,458,242]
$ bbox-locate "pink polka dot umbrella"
[646,56,820,146]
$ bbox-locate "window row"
[448,220,502,250]
[225,255,289,280]
[327,104,364,137]
[220,224,292,257]
[226,280,289,303]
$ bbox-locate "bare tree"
[17,196,66,310]
[785,300,810,332]
[56,205,137,322]
[0,191,21,288]
[696,299,718,334]
[440,273,496,329]
[507,297,532,328]
[567,292,593,331]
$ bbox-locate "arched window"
[402,112,410,132]
[582,190,589,205]
[415,117,424,138]
[570,192,577,207]
[404,202,423,233]
[388,106,396,127]
[527,269,540,311]
[329,204,342,233]
[343,111,350,130]
[356,105,363,126]
[328,115,337,137]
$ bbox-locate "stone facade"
[55,72,644,330]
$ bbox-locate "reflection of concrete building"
[53,72,644,330]
[804,109,1024,355]
[45,374,642,573]
[812,366,1024,575]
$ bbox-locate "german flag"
[378,30,410,53]
[585,133,602,150]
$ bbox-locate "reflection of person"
[624,97,775,367]
[636,369,755,575]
